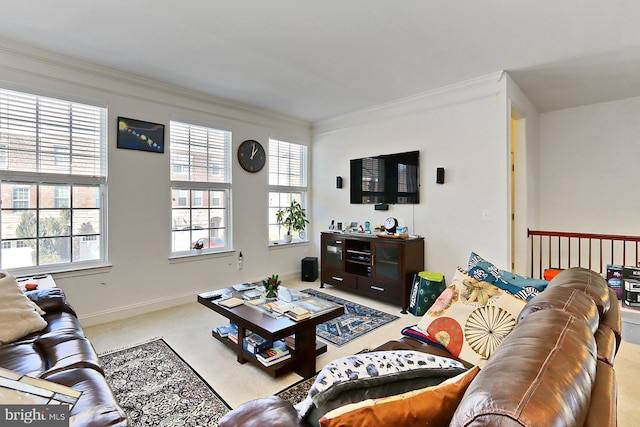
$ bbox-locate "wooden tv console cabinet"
[320,232,424,313]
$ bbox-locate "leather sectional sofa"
[220,267,621,426]
[0,287,128,427]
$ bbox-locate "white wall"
[0,41,312,325]
[506,74,541,275]
[311,73,513,279]
[539,96,640,235]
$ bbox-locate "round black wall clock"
[237,139,266,173]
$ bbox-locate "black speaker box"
[301,257,318,282]
[436,167,445,184]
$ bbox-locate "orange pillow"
[319,366,480,427]
[544,268,563,281]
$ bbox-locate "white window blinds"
[170,121,231,184]
[269,139,307,187]
[0,88,106,180]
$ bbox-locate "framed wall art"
[117,117,165,153]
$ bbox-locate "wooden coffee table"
[197,288,343,378]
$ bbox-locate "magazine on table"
[292,296,340,316]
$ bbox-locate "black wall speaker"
[336,176,343,188]
[301,257,318,282]
[436,167,445,184]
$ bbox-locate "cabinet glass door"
[324,237,343,269]
[373,244,400,280]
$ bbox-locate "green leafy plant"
[276,200,309,238]
[262,274,281,298]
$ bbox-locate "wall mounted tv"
[350,150,419,204]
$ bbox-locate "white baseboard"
[78,271,303,327]
[78,292,197,327]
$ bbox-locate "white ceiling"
[1,1,640,122]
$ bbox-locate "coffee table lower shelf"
[212,331,327,377]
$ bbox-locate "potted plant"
[276,200,309,243]
[262,274,281,300]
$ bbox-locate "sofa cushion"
[318,366,479,427]
[547,267,610,314]
[44,367,126,420]
[0,341,46,377]
[583,360,617,427]
[595,326,617,366]
[600,287,622,351]
[219,396,302,427]
[518,286,600,333]
[26,288,68,314]
[0,272,48,345]
[416,268,526,365]
[451,309,597,426]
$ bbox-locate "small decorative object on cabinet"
[320,232,424,313]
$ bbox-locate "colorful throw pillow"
[0,272,47,345]
[417,268,526,366]
[467,252,548,301]
[295,350,467,424]
[319,366,480,427]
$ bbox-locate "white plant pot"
[284,234,293,243]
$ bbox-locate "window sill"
[169,249,235,263]
[268,240,309,248]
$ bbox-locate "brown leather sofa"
[219,267,621,426]
[0,288,128,427]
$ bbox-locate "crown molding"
[312,71,506,135]
[0,38,309,131]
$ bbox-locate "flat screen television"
[350,150,419,204]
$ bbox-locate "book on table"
[214,323,238,338]
[218,297,245,308]
[284,306,310,321]
[256,340,289,362]
[233,283,257,292]
[263,300,295,314]
[292,296,339,316]
[257,352,292,367]
[242,290,262,300]
[256,341,291,366]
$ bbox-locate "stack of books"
[284,306,310,321]
[228,327,239,344]
[284,335,295,350]
[256,341,291,367]
[243,333,271,354]
[264,300,294,314]
[242,290,262,300]
[214,323,238,339]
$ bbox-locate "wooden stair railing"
[528,229,640,279]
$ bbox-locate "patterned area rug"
[99,338,231,426]
[302,289,399,347]
[276,374,318,406]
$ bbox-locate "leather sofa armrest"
[26,288,67,313]
[218,396,307,427]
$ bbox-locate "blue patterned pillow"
[467,252,548,301]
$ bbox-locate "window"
[268,138,308,242]
[54,186,70,208]
[170,121,231,254]
[12,186,29,209]
[0,88,107,272]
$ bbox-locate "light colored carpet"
[84,278,639,426]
